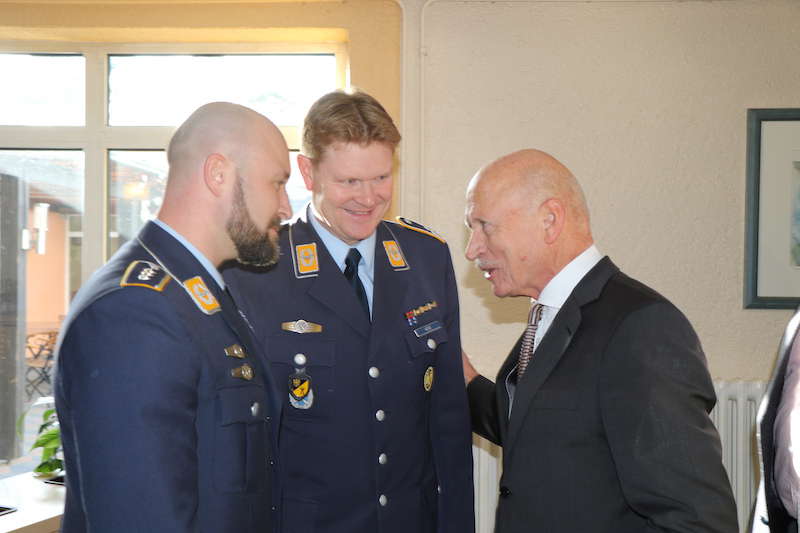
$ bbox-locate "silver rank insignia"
[289,369,314,409]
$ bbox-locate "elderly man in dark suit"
[55,102,290,532]
[461,148,738,533]
[752,309,800,533]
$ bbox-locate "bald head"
[166,102,286,187]
[465,149,593,299]
[158,102,291,267]
[471,149,589,230]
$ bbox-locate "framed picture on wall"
[744,108,800,309]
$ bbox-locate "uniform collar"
[535,244,603,310]
[306,204,376,281]
[151,217,225,289]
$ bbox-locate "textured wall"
[417,0,800,381]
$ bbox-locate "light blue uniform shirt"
[308,206,376,315]
[152,218,226,290]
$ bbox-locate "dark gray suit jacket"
[468,257,738,533]
[751,309,800,533]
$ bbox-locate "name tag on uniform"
[414,320,443,338]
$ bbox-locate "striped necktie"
[517,303,544,379]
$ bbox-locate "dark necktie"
[344,248,370,319]
[517,303,544,379]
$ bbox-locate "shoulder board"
[120,260,171,292]
[393,216,446,243]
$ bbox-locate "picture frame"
[744,108,800,309]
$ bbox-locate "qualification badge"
[424,366,435,392]
[289,370,314,409]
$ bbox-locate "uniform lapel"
[290,215,371,339]
[368,223,409,355]
[503,257,618,459]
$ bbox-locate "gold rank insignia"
[383,240,407,269]
[224,344,246,359]
[120,260,171,292]
[281,319,323,334]
[295,243,319,276]
[395,216,446,243]
[231,363,254,381]
[184,276,221,315]
[424,366,435,392]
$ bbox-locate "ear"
[541,198,565,245]
[297,154,315,192]
[203,153,229,198]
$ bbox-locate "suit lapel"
[290,215,371,339]
[503,257,619,459]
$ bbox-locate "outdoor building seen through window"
[0,49,337,477]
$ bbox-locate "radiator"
[471,380,765,533]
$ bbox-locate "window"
[0,43,344,476]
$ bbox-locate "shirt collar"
[307,204,376,279]
[535,244,603,310]
[152,218,226,289]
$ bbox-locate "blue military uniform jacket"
[224,209,474,533]
[54,221,281,533]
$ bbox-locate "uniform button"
[375,409,386,421]
[378,453,387,465]
[250,402,260,417]
[437,484,442,494]
[269,460,275,466]
[427,338,437,350]
[378,494,388,506]
[293,353,307,366]
[368,366,380,378]
[499,486,512,498]
[271,506,277,512]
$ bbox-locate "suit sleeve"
[429,245,476,533]
[599,302,738,533]
[467,375,502,446]
[56,288,201,532]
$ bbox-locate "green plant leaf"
[32,428,61,450]
[34,458,63,476]
[42,408,55,421]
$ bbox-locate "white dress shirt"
[507,244,603,410]
[774,331,800,518]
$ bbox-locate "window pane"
[107,150,311,257]
[108,150,168,257]
[0,150,83,475]
[0,55,85,126]
[108,54,337,127]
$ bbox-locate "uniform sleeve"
[599,302,739,533]
[429,246,476,533]
[56,288,201,532]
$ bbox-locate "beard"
[227,175,281,267]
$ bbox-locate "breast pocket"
[213,385,269,493]
[404,319,449,363]
[268,335,335,420]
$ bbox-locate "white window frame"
[0,40,347,280]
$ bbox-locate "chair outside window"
[25,331,57,401]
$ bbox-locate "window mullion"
[81,46,106,282]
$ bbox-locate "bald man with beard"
[462,149,738,533]
[54,102,291,532]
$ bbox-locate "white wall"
[399,0,800,381]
